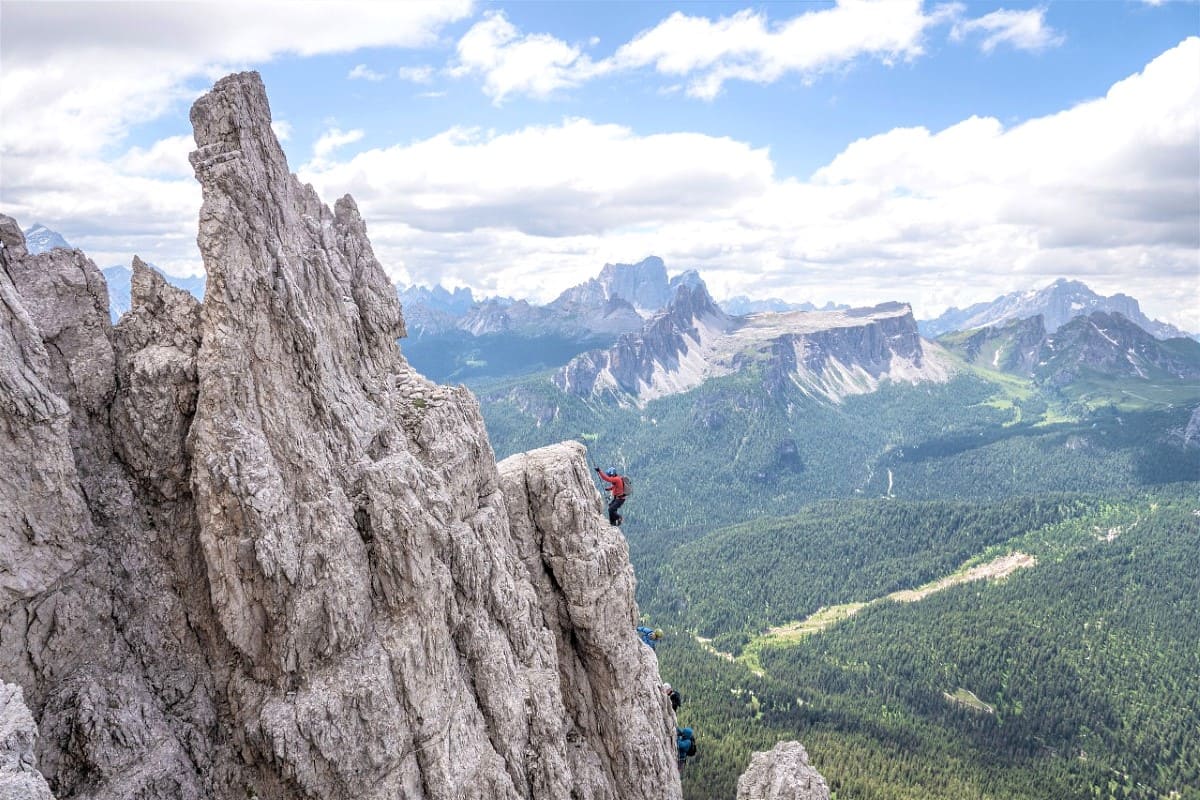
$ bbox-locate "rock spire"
[0,71,679,800]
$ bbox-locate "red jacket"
[597,469,626,498]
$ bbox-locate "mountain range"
[919,277,1188,340]
[24,223,1193,351]
[941,311,1200,387]
[554,281,951,407]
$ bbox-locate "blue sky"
[2,1,1197,328]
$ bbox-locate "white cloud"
[299,119,772,235]
[301,38,1200,331]
[115,135,196,178]
[450,1,956,104]
[951,8,1065,53]
[397,66,436,83]
[349,64,387,81]
[451,10,608,103]
[311,127,365,162]
[612,0,951,100]
[0,0,471,274]
[271,120,294,142]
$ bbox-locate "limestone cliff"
[0,682,55,800]
[554,286,951,406]
[735,741,829,800]
[0,71,679,800]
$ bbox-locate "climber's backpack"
[685,739,697,758]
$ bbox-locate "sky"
[1,1,1198,329]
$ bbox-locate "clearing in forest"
[732,551,1037,675]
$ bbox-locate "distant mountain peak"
[942,309,1200,386]
[21,223,72,254]
[554,255,673,312]
[921,278,1189,341]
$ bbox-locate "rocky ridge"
[0,71,681,800]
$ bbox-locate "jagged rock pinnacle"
[0,72,681,800]
[736,741,830,800]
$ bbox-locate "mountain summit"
[21,223,72,254]
[921,278,1189,340]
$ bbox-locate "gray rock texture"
[736,741,830,800]
[0,71,679,800]
[0,682,55,800]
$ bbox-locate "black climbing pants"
[607,496,625,525]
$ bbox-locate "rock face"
[553,281,733,403]
[0,682,55,800]
[555,289,950,406]
[0,71,679,800]
[736,741,830,800]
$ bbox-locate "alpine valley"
[398,258,1199,800]
[17,213,1200,799]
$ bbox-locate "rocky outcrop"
[0,71,678,800]
[736,741,829,800]
[1184,406,1200,449]
[0,682,55,800]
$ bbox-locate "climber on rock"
[663,682,681,711]
[594,465,627,526]
[676,726,697,769]
[637,625,663,650]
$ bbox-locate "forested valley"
[475,360,1200,799]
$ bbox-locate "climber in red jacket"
[595,466,627,526]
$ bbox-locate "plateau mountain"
[554,279,951,407]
